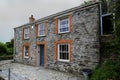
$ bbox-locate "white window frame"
[58,18,70,33]
[24,46,29,58]
[38,23,45,36]
[58,43,70,62]
[24,28,29,39]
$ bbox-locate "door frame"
[36,41,46,67]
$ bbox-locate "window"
[55,15,72,34]
[24,46,29,58]
[24,28,29,39]
[54,40,72,62]
[101,14,113,35]
[58,43,69,62]
[36,21,48,37]
[38,23,45,36]
[58,18,69,33]
[22,43,30,59]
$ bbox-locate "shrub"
[0,42,7,54]
[90,59,120,80]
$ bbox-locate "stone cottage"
[14,2,100,74]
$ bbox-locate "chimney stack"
[29,15,35,23]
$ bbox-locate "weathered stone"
[14,2,100,75]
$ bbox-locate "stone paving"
[0,60,83,80]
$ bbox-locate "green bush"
[7,48,13,55]
[90,0,120,80]
[90,59,120,80]
[0,42,7,54]
[0,39,14,57]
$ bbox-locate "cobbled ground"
[0,60,82,80]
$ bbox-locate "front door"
[40,45,44,66]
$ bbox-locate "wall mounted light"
[31,25,34,29]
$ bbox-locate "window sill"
[58,59,70,62]
[58,31,70,34]
[24,57,29,59]
[24,38,30,40]
[37,35,46,37]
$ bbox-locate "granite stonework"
[14,2,100,75]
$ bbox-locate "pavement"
[0,60,82,80]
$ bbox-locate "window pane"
[39,30,44,35]
[40,24,43,29]
[60,19,68,25]
[62,53,66,59]
[25,34,28,38]
[60,27,68,32]
[25,46,29,56]
[60,52,62,59]
[66,45,68,51]
[24,29,26,33]
[25,28,29,33]
[59,18,69,33]
[38,23,45,36]
[60,45,62,51]
[58,44,69,60]
[61,21,66,25]
[24,28,29,38]
[39,31,41,35]
[62,44,66,51]
[60,23,68,28]
[66,53,69,59]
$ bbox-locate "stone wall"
[45,4,100,74]
[14,3,100,74]
[14,25,37,66]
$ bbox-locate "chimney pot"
[29,15,35,23]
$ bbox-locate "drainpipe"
[113,0,116,32]
[82,69,92,80]
[99,0,103,35]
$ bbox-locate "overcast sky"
[0,0,86,43]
